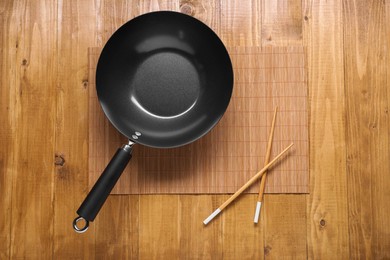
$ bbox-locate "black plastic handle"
[73,144,133,233]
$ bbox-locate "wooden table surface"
[1,0,389,259]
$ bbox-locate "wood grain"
[53,0,97,258]
[221,194,264,259]
[179,0,220,33]
[0,1,17,258]
[260,2,308,259]
[139,195,181,259]
[96,0,136,46]
[178,195,223,259]
[302,0,350,258]
[220,0,261,46]
[95,195,139,259]
[9,0,57,258]
[138,0,180,13]
[88,46,309,195]
[343,0,390,258]
[96,0,179,46]
[263,195,307,259]
[262,0,303,45]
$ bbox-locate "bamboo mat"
[88,46,308,194]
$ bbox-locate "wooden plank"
[221,1,305,259]
[96,0,180,45]
[179,0,220,33]
[0,1,18,258]
[176,3,223,257]
[138,0,180,13]
[139,195,180,259]
[343,0,390,258]
[92,2,179,257]
[222,194,264,259]
[302,0,350,258]
[9,0,57,258]
[262,0,303,45]
[179,5,223,259]
[177,4,222,259]
[387,12,390,257]
[95,196,139,259]
[92,1,137,258]
[263,194,307,259]
[96,0,138,46]
[179,195,223,259]
[220,0,261,46]
[177,5,224,257]
[53,0,97,258]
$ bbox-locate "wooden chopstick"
[203,142,294,225]
[254,107,278,223]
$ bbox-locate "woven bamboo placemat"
[88,46,309,194]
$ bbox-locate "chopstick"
[254,107,278,223]
[203,142,294,225]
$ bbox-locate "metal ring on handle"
[73,216,89,233]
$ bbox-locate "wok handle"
[73,143,133,233]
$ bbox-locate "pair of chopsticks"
[203,107,289,225]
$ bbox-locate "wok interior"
[96,12,233,148]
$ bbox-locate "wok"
[73,11,233,233]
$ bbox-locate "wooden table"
[1,0,389,259]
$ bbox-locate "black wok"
[73,11,233,233]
